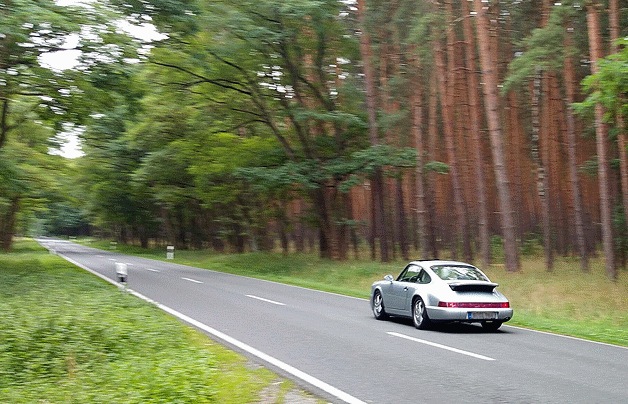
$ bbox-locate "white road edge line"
[182,277,203,284]
[51,249,367,404]
[387,331,495,361]
[502,325,628,350]
[246,295,286,306]
[148,295,367,404]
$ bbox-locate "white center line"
[182,277,203,284]
[246,295,286,306]
[387,331,495,361]
[146,268,160,273]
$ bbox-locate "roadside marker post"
[167,245,174,260]
[115,262,128,284]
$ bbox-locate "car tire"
[372,290,388,320]
[481,320,503,332]
[412,297,430,330]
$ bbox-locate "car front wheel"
[412,297,430,330]
[372,290,388,320]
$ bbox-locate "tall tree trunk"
[462,0,490,267]
[550,73,568,256]
[161,207,176,247]
[427,77,439,258]
[0,99,9,150]
[433,5,471,262]
[396,176,409,260]
[0,196,19,251]
[411,51,429,259]
[310,187,339,259]
[564,24,589,271]
[587,2,616,280]
[356,0,389,262]
[474,0,520,271]
[609,0,628,265]
[531,69,554,271]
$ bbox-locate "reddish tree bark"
[474,0,520,271]
[587,2,616,280]
[564,22,589,271]
[356,0,389,261]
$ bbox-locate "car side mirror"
[384,274,394,282]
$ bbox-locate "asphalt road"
[39,238,628,404]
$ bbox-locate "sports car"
[371,260,513,331]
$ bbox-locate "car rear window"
[431,265,489,282]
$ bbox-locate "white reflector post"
[167,245,174,260]
[115,262,128,283]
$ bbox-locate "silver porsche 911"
[371,260,513,331]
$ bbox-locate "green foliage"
[0,0,154,248]
[577,38,628,125]
[490,235,504,262]
[0,116,83,248]
[503,2,580,93]
[0,0,140,143]
[235,144,416,195]
[423,161,449,175]
[613,204,628,263]
[520,232,542,257]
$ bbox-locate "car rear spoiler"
[448,281,499,292]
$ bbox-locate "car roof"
[409,260,477,267]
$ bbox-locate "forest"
[2,0,628,280]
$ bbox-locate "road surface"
[39,238,628,404]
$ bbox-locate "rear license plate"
[468,312,498,320]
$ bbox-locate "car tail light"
[438,302,510,308]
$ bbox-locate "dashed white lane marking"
[146,268,160,273]
[246,295,286,306]
[387,331,495,361]
[182,277,203,284]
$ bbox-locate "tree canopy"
[4,0,628,280]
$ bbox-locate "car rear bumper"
[427,306,513,322]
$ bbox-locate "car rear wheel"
[372,290,388,320]
[412,297,430,330]
[481,320,503,332]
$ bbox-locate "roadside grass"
[86,239,628,347]
[492,257,628,345]
[0,240,321,404]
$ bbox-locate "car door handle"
[404,287,408,291]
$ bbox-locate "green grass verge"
[86,239,628,347]
[0,240,320,404]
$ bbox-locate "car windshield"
[431,265,489,282]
